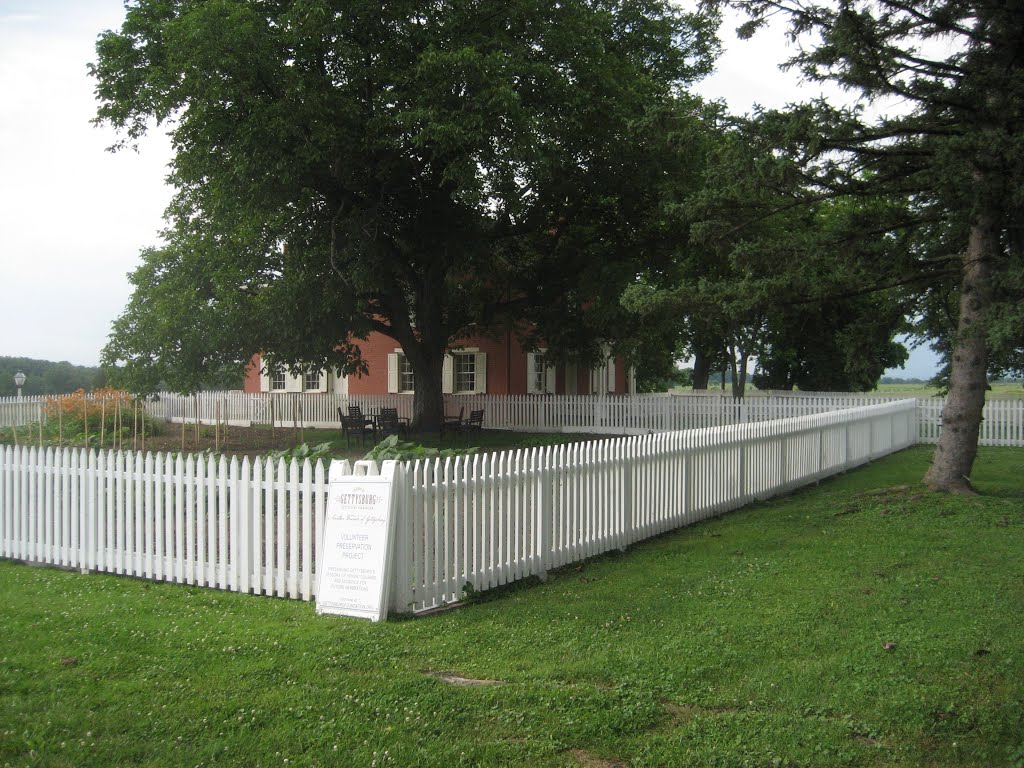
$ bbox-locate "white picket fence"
[142,390,914,433]
[395,400,916,611]
[0,398,45,429]
[0,447,331,600]
[2,400,917,613]
[4,390,1023,446]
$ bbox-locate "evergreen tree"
[726,0,1024,491]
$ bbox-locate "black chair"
[377,407,410,438]
[339,406,376,446]
[456,409,484,439]
[440,406,464,438]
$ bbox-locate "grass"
[2,446,1022,768]
[874,382,1024,399]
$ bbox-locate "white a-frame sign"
[316,460,398,622]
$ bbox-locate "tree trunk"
[728,343,738,397]
[402,341,446,433]
[692,350,711,390]
[923,210,996,493]
[731,349,749,398]
[412,365,445,433]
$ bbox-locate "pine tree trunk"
[923,210,996,493]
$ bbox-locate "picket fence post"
[535,448,550,581]
[620,437,633,551]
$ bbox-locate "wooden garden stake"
[83,396,88,449]
[100,398,106,449]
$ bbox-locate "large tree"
[725,0,1024,491]
[93,0,716,429]
[621,107,912,397]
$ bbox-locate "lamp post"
[13,370,26,399]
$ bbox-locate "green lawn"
[2,446,1022,767]
[874,382,1024,399]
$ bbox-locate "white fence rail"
[2,400,918,612]
[5,390,1023,447]
[134,390,1024,446]
[142,390,915,433]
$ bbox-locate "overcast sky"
[0,0,939,379]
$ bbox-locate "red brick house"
[244,331,634,396]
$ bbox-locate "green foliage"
[753,293,910,392]
[100,244,254,396]
[0,446,1021,766]
[637,365,693,393]
[724,0,1024,480]
[621,112,915,395]
[0,356,103,397]
[92,0,718,427]
[363,434,477,463]
[265,442,334,464]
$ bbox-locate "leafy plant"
[266,442,334,463]
[364,434,477,463]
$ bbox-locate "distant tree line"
[0,357,105,398]
[0,357,244,398]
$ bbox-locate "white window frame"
[389,349,485,394]
[270,367,287,392]
[527,350,556,394]
[446,349,487,394]
[303,370,321,392]
[398,354,415,393]
[453,352,476,394]
[388,351,416,394]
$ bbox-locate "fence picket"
[301,458,312,600]
[287,458,299,598]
